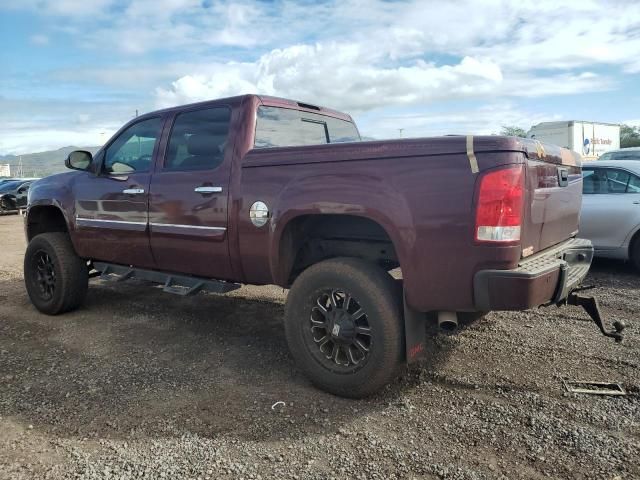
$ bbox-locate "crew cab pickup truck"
[24,94,622,398]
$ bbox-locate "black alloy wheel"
[32,250,56,301]
[285,257,403,398]
[307,289,373,372]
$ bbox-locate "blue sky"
[1,0,639,154]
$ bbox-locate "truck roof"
[135,94,354,123]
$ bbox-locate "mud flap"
[403,293,427,363]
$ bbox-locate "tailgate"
[518,139,583,257]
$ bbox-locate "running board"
[93,262,241,296]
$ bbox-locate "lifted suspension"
[566,286,625,342]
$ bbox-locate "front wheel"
[24,233,88,315]
[0,197,13,213]
[284,258,403,398]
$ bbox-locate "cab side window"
[164,107,231,171]
[627,173,640,193]
[104,117,162,174]
[605,169,630,193]
[582,169,605,194]
[583,168,639,194]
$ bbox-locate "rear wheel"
[284,258,403,398]
[24,233,88,315]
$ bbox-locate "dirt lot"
[0,213,638,480]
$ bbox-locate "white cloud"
[0,125,114,155]
[155,43,508,111]
[0,98,129,155]
[154,43,610,112]
[29,34,49,46]
[3,0,114,17]
[148,0,634,113]
[356,103,564,140]
[7,0,640,69]
[2,0,639,154]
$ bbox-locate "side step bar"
[93,262,241,296]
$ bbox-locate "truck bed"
[240,135,582,312]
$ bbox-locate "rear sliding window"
[254,106,360,148]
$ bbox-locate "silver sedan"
[579,160,640,271]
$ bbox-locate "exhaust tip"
[437,311,459,333]
[439,320,458,332]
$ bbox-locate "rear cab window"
[164,107,231,171]
[254,106,360,149]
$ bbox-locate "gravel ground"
[0,213,638,479]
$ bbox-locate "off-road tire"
[24,233,88,315]
[284,257,403,398]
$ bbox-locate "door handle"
[122,188,145,195]
[633,201,640,205]
[194,186,223,194]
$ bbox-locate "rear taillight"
[475,165,524,243]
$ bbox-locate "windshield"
[599,151,640,161]
[0,181,21,192]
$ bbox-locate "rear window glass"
[254,106,360,148]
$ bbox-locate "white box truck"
[528,121,620,161]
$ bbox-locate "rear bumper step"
[473,238,593,311]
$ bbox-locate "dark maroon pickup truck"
[23,94,623,397]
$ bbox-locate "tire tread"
[285,257,403,398]
[24,232,88,315]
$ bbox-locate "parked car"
[0,178,21,185]
[580,160,640,271]
[24,94,615,397]
[0,180,32,212]
[597,147,640,161]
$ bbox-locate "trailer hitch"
[566,287,625,342]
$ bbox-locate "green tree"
[620,124,640,148]
[500,125,528,138]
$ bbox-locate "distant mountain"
[0,146,101,178]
